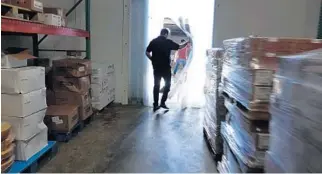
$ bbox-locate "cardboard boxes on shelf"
[1,65,48,161]
[44,7,67,27]
[44,14,61,26]
[11,0,43,12]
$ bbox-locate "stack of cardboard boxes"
[266,49,322,172]
[1,65,48,161]
[46,58,92,133]
[203,48,227,158]
[91,63,116,111]
[218,37,322,173]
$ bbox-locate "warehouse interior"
[1,0,322,173]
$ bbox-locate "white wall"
[213,0,322,47]
[91,0,130,104]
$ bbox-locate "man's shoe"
[153,106,160,112]
[160,104,169,110]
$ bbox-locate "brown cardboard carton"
[1,0,12,4]
[53,76,90,94]
[54,91,92,120]
[52,58,91,77]
[45,105,78,132]
[46,89,55,106]
[11,0,43,12]
[43,7,65,16]
[79,104,93,120]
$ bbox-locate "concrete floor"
[39,105,217,173]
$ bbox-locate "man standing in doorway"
[146,28,189,112]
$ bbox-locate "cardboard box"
[46,89,55,106]
[44,13,61,26]
[2,88,47,117]
[15,124,47,161]
[79,104,93,120]
[2,109,46,140]
[11,0,43,12]
[45,105,78,132]
[54,91,92,120]
[54,91,90,107]
[1,66,45,94]
[53,58,91,77]
[31,13,45,23]
[43,7,65,16]
[2,48,36,69]
[53,75,90,94]
[2,0,12,4]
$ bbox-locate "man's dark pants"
[153,68,171,107]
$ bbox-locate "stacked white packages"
[1,66,48,161]
[91,63,116,110]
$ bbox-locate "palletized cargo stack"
[91,63,116,111]
[1,122,15,172]
[203,48,227,159]
[45,58,93,133]
[1,66,48,161]
[218,37,322,173]
[265,49,322,173]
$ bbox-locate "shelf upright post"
[32,34,39,57]
[85,0,91,59]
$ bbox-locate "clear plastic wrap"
[221,77,271,111]
[223,37,322,70]
[203,48,227,155]
[267,49,322,173]
[221,122,264,171]
[276,48,322,89]
[265,151,285,173]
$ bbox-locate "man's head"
[160,28,170,38]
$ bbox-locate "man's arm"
[146,41,153,60]
[179,41,189,49]
[145,51,152,60]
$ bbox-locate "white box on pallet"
[1,88,47,117]
[2,109,47,140]
[15,124,48,161]
[1,67,45,94]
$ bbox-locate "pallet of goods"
[91,63,116,111]
[1,49,58,173]
[1,0,44,23]
[266,49,322,172]
[219,36,322,173]
[203,48,227,161]
[45,58,93,142]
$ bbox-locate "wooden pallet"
[1,3,39,22]
[222,91,270,120]
[7,141,58,173]
[48,122,82,142]
[203,127,222,163]
[79,112,96,129]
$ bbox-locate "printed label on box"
[254,70,273,85]
[78,67,85,72]
[258,133,269,149]
[52,116,63,124]
[254,86,272,101]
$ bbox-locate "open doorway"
[145,0,215,108]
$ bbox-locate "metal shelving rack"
[1,0,91,58]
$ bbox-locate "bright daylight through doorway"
[146,0,215,108]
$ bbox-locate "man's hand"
[145,51,152,60]
[179,40,189,49]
